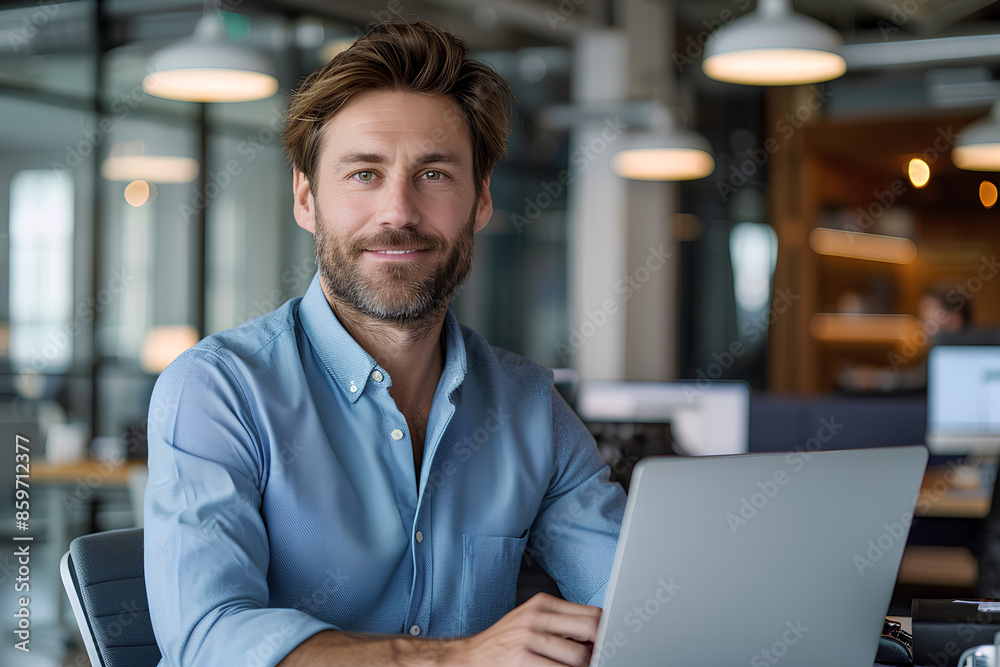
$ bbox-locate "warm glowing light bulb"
[907,158,930,188]
[124,180,157,207]
[981,181,998,208]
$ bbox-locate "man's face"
[292,90,492,326]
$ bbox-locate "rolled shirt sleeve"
[144,349,336,667]
[527,388,626,608]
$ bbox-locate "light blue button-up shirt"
[144,274,625,666]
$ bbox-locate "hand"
[445,593,601,667]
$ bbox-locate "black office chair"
[60,527,162,667]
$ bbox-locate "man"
[918,285,973,345]
[144,20,625,667]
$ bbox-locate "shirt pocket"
[460,533,529,636]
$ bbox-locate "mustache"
[348,228,446,255]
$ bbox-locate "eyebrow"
[417,152,464,166]
[334,151,466,168]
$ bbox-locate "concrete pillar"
[622,0,678,381]
[566,30,629,379]
[567,0,678,380]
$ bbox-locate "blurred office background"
[5,0,1000,663]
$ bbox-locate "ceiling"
[4,0,1000,56]
[3,0,1000,153]
[678,0,1000,38]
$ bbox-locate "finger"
[527,631,594,667]
[524,655,578,667]
[526,593,602,619]
[531,608,601,643]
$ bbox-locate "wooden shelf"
[766,89,1000,393]
[898,545,978,588]
[917,465,992,518]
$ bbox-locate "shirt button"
[390,429,404,440]
[415,530,423,543]
[371,370,383,382]
[349,384,358,393]
[409,624,421,636]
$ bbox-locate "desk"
[32,458,146,635]
[900,464,993,590]
[918,465,991,519]
[32,458,141,486]
[33,456,146,548]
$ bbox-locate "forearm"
[277,629,460,667]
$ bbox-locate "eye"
[423,170,443,181]
[354,170,375,182]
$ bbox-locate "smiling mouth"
[366,248,431,256]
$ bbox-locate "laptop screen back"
[591,446,928,667]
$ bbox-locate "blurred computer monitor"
[574,380,750,456]
[550,368,580,409]
[926,345,1000,454]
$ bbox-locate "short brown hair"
[282,21,515,194]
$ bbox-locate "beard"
[313,204,476,331]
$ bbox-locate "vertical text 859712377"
[12,434,32,653]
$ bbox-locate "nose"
[375,177,420,229]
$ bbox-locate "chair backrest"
[60,527,162,667]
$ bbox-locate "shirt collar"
[298,273,468,403]
[439,299,468,401]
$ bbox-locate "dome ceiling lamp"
[142,12,278,103]
[611,105,715,181]
[953,101,1000,172]
[702,0,846,86]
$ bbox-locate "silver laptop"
[591,445,928,667]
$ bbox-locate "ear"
[292,169,316,234]
[473,176,493,233]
